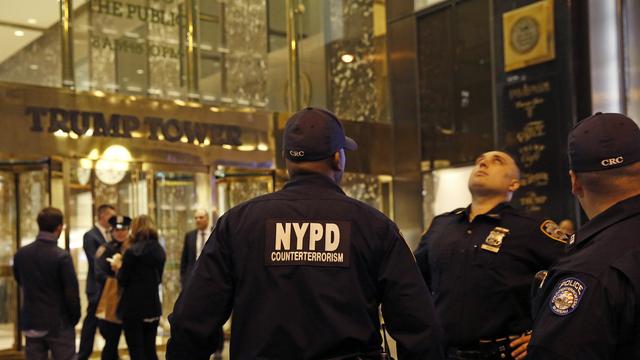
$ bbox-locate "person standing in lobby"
[13,207,81,360]
[179,209,213,289]
[78,204,116,360]
[113,215,166,360]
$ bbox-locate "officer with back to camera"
[414,150,567,360]
[528,113,640,359]
[166,107,445,360]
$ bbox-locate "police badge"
[481,227,510,253]
[549,277,586,316]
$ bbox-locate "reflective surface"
[0,0,389,122]
[154,172,197,330]
[0,164,49,352]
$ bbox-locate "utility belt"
[446,335,520,360]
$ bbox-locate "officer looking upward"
[414,150,567,360]
[528,113,640,359]
[166,107,445,360]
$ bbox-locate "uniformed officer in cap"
[167,107,444,360]
[414,150,567,360]
[528,113,640,359]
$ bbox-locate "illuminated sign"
[25,106,242,146]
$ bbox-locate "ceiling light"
[14,30,25,37]
[340,53,355,63]
[27,19,37,25]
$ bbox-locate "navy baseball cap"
[568,112,640,172]
[108,215,132,229]
[283,107,358,162]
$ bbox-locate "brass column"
[59,0,74,88]
[186,0,200,98]
[286,0,301,112]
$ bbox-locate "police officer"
[528,113,640,359]
[94,215,131,360]
[414,150,567,360]
[167,107,445,360]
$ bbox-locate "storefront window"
[0,0,63,87]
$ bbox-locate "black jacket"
[167,173,444,360]
[414,203,566,346]
[529,194,640,359]
[13,233,81,332]
[83,226,108,298]
[117,234,166,321]
[180,229,198,288]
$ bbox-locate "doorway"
[0,160,55,354]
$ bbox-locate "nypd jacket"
[167,172,444,360]
[528,194,640,359]
[414,203,567,347]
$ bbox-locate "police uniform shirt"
[528,194,640,359]
[414,202,567,347]
[167,173,444,360]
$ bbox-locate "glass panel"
[93,170,146,218]
[0,0,63,87]
[325,0,389,122]
[0,171,17,351]
[18,170,50,248]
[216,174,272,213]
[154,172,197,335]
[268,0,390,121]
[67,159,95,352]
[341,173,392,216]
[75,0,186,97]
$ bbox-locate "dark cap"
[108,215,132,230]
[283,107,358,162]
[568,112,640,172]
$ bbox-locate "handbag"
[95,277,122,324]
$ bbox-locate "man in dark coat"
[13,207,81,359]
[179,208,214,288]
[167,107,445,360]
[78,203,116,360]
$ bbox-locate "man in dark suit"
[13,207,81,359]
[179,208,214,288]
[180,208,224,358]
[78,203,116,360]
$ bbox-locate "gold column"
[186,0,200,98]
[59,0,74,88]
[286,0,301,112]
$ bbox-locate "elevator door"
[0,161,51,354]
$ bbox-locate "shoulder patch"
[549,277,587,316]
[95,245,106,259]
[540,220,569,243]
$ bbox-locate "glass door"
[0,160,51,354]
[215,168,276,213]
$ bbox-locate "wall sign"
[26,106,243,147]
[503,0,555,72]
